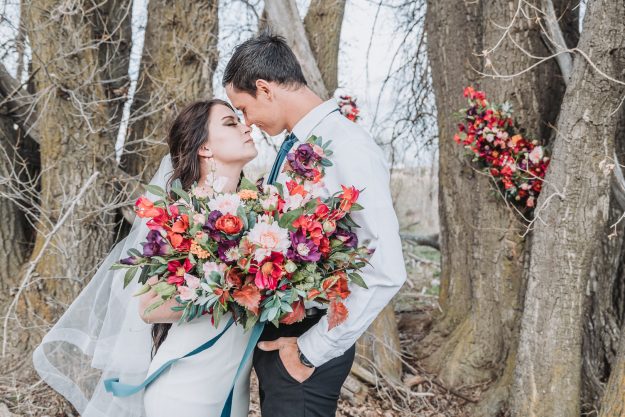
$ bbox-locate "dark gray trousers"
[253,314,355,417]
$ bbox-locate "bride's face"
[202,104,258,165]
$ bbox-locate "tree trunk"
[122,0,219,181]
[511,1,625,415]
[15,0,127,350]
[582,103,625,413]
[423,0,574,414]
[600,318,625,417]
[263,0,328,99]
[303,0,345,95]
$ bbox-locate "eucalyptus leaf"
[123,267,138,288]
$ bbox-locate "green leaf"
[239,177,258,192]
[237,205,248,230]
[132,283,152,296]
[110,263,128,270]
[144,184,168,199]
[349,272,368,289]
[138,265,151,285]
[244,313,259,332]
[278,207,303,229]
[304,199,319,213]
[171,186,191,203]
[349,202,364,211]
[152,282,177,297]
[274,182,284,197]
[123,267,138,288]
[144,299,165,315]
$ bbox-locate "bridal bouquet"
[113,136,372,331]
[454,86,550,209]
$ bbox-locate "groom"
[223,33,406,417]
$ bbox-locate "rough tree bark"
[303,0,346,95]
[582,104,625,412]
[423,0,575,414]
[263,0,328,99]
[511,0,625,415]
[122,1,219,181]
[15,0,131,350]
[600,317,625,417]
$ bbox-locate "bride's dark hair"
[151,98,242,358]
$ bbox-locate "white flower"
[247,218,290,261]
[184,273,201,290]
[208,194,241,215]
[178,286,198,301]
[283,193,305,211]
[203,261,227,278]
[192,185,212,199]
[303,179,325,197]
[528,146,544,165]
[261,194,279,211]
[193,212,206,225]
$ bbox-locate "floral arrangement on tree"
[337,95,360,122]
[454,86,551,209]
[113,135,372,331]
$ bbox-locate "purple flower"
[287,230,321,262]
[333,228,358,249]
[120,256,140,265]
[204,210,224,242]
[217,239,240,264]
[141,230,172,257]
[287,144,321,179]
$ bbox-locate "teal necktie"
[267,133,298,185]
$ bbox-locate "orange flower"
[190,242,210,259]
[286,180,307,197]
[238,189,258,200]
[135,197,162,218]
[171,214,189,234]
[215,214,243,234]
[338,185,360,212]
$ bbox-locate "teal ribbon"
[104,318,234,397]
[219,322,265,417]
[103,318,265,417]
[267,133,298,185]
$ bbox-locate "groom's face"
[225,82,285,136]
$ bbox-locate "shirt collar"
[291,99,339,142]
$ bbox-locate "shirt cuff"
[296,320,344,367]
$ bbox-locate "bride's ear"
[198,145,213,159]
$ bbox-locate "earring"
[205,156,217,186]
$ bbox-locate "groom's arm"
[296,138,407,367]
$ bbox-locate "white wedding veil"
[32,155,174,417]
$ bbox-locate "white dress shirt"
[266,99,407,367]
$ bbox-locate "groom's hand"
[257,337,315,383]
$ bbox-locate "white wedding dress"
[143,313,252,417]
[33,155,253,417]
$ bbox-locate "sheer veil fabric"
[32,155,175,417]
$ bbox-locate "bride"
[33,99,259,417]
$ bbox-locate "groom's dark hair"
[222,31,307,96]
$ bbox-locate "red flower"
[215,214,243,234]
[314,201,330,220]
[166,258,193,286]
[254,252,284,290]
